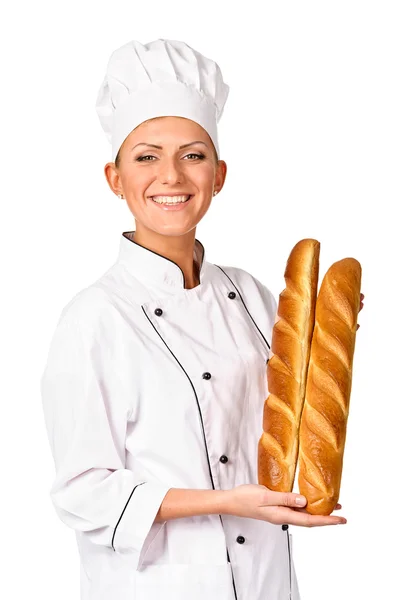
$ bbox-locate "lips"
[148,195,194,211]
[150,194,191,198]
[150,195,192,203]
[149,194,192,200]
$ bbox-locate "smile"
[151,195,192,205]
[149,195,193,211]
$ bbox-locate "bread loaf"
[298,258,362,515]
[258,239,320,492]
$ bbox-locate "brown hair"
[115,117,219,168]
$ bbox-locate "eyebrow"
[131,141,208,151]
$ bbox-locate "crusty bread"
[258,239,320,492]
[298,258,362,515]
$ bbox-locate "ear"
[214,160,227,194]
[104,162,123,196]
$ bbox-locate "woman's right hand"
[225,484,347,527]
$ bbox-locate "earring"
[213,190,218,196]
[117,193,124,199]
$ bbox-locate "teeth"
[152,195,190,204]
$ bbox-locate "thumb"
[262,489,308,508]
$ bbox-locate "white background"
[1,1,397,598]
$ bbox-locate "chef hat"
[95,38,230,162]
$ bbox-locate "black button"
[282,524,289,531]
[228,291,236,299]
[236,536,245,544]
[219,455,228,463]
[154,308,163,316]
[202,372,211,380]
[266,358,270,364]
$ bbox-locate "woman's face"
[105,116,226,237]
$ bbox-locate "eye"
[136,155,156,162]
[185,153,205,160]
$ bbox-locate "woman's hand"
[357,292,365,330]
[225,484,346,527]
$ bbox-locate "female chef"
[40,39,364,600]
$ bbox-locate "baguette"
[258,239,320,492]
[298,258,362,515]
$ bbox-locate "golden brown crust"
[258,239,320,492]
[298,258,362,515]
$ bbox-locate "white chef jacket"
[40,230,302,600]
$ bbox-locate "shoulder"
[50,262,145,348]
[55,276,117,336]
[42,282,118,378]
[58,286,104,323]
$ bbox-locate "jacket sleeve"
[40,315,171,561]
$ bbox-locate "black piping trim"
[140,305,238,600]
[227,547,238,598]
[141,306,214,485]
[122,231,206,288]
[287,531,292,599]
[214,265,271,351]
[112,481,146,551]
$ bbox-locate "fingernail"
[338,520,347,524]
[295,496,307,506]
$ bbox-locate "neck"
[133,226,200,289]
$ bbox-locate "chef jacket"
[40,230,302,600]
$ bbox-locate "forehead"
[128,116,210,144]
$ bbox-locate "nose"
[158,156,184,185]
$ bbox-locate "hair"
[114,116,219,169]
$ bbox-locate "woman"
[41,39,363,600]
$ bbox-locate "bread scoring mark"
[259,431,285,460]
[313,321,351,372]
[303,402,340,452]
[308,361,347,417]
[324,275,357,330]
[267,393,296,423]
[308,496,327,508]
[274,316,301,344]
[269,353,298,382]
[285,277,309,305]
[262,393,300,489]
[298,448,329,496]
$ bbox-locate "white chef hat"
[95,38,230,162]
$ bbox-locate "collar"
[116,230,208,291]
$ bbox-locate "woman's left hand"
[356,292,365,331]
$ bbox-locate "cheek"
[192,165,215,189]
[124,170,150,191]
